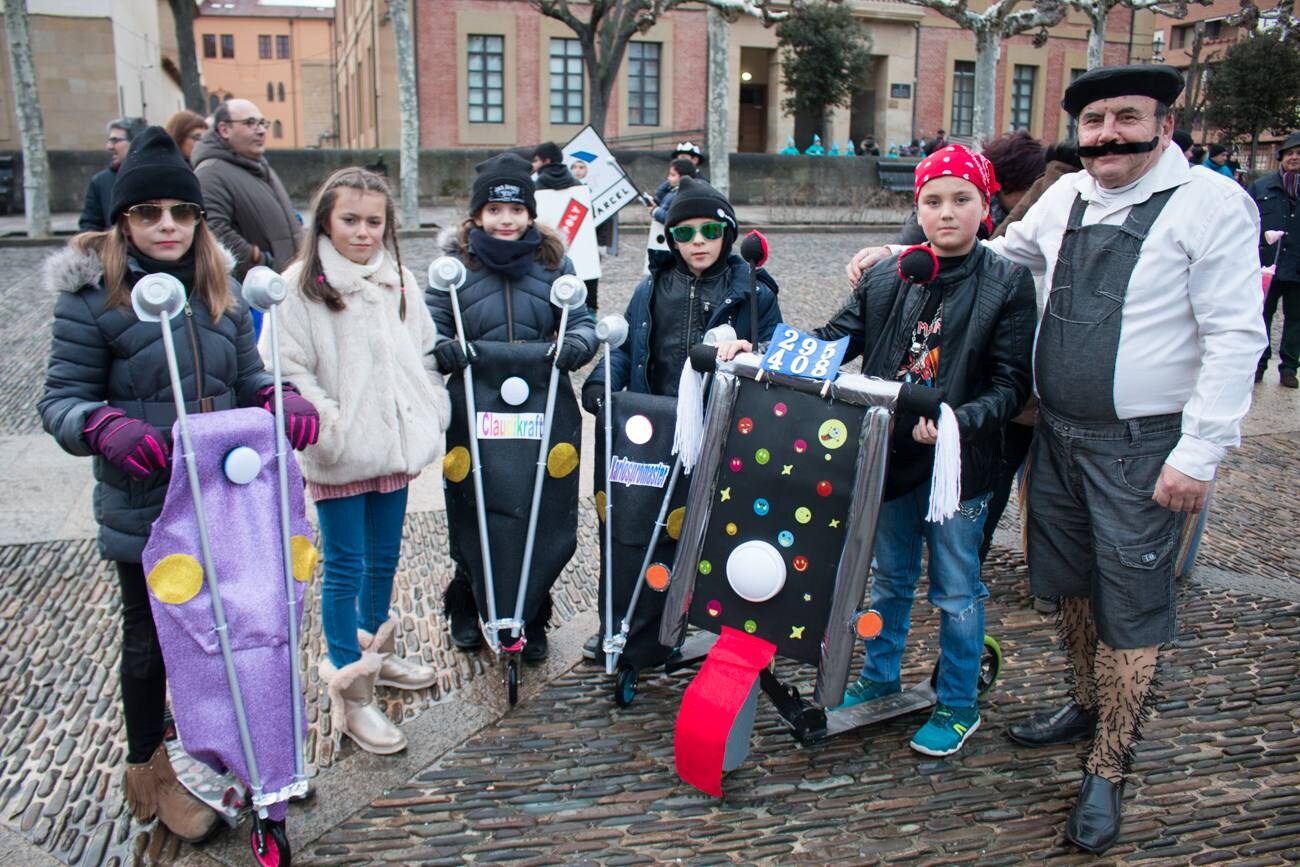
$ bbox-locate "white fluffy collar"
[317,235,401,295]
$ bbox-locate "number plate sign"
[759,323,848,382]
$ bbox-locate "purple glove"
[83,406,170,480]
[258,384,320,450]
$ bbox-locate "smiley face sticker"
[777,530,794,548]
[737,417,754,435]
[773,402,788,417]
[754,448,771,465]
[793,438,808,454]
[795,507,812,524]
[753,498,771,516]
[793,555,809,572]
[818,419,848,450]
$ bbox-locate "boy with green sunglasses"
[578,176,783,662]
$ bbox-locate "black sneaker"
[443,576,482,651]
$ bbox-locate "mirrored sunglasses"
[669,221,726,243]
[125,203,204,228]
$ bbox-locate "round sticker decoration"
[794,438,808,454]
[773,402,788,417]
[754,448,771,465]
[777,530,794,548]
[730,457,744,473]
[818,419,848,450]
[737,417,754,435]
[744,619,758,634]
[500,376,530,406]
[726,522,738,536]
[753,498,770,516]
[793,555,809,572]
[707,599,722,617]
[699,559,712,575]
[795,507,812,524]
[625,414,654,445]
[817,480,833,497]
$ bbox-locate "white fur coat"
[263,238,451,487]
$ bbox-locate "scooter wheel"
[614,665,638,708]
[505,657,520,706]
[251,818,292,867]
[977,635,1003,698]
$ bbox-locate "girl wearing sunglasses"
[577,176,782,662]
[38,127,318,843]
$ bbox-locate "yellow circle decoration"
[547,442,579,478]
[443,447,471,484]
[146,554,204,605]
[666,507,686,540]
[291,535,319,583]
[595,490,607,522]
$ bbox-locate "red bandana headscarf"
[913,143,1001,233]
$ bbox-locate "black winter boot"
[443,570,482,651]
[522,594,553,663]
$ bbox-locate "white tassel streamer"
[673,362,706,473]
[925,403,962,523]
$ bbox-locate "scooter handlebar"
[131,273,186,323]
[689,343,719,374]
[242,265,289,311]
[595,314,629,348]
[896,383,944,422]
[428,256,468,293]
[550,274,588,310]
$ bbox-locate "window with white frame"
[467,35,505,123]
[627,42,660,126]
[1011,65,1036,131]
[951,61,975,137]
[549,38,584,125]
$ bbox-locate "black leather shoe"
[1065,773,1124,854]
[443,578,482,651]
[522,594,552,663]
[1007,701,1096,747]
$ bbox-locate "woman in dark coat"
[38,127,316,842]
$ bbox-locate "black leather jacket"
[814,244,1035,500]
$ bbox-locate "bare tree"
[388,0,420,230]
[167,0,205,112]
[3,0,49,237]
[1229,0,1299,42]
[707,6,731,196]
[532,0,788,139]
[898,0,1066,144]
[1065,0,1204,70]
[1177,21,1212,132]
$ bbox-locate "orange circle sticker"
[645,563,671,591]
[855,610,884,639]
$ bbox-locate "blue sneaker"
[834,677,901,710]
[910,704,981,756]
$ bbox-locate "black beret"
[1062,64,1184,118]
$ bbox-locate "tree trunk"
[972,27,1000,146]
[168,0,205,113]
[3,0,49,238]
[706,6,730,196]
[1088,12,1107,69]
[388,0,420,229]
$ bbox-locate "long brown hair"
[295,167,408,320]
[455,217,566,272]
[73,216,235,321]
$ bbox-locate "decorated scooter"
[428,257,588,705]
[661,331,1003,796]
[135,268,315,865]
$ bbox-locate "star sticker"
[781,464,793,475]
[719,487,731,502]
[829,518,841,529]
[803,594,812,602]
[790,625,805,639]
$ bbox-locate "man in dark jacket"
[79,117,145,231]
[192,99,301,277]
[1251,130,1300,388]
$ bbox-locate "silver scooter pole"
[593,315,629,676]
[428,257,502,648]
[511,275,588,641]
[131,274,265,807]
[607,324,735,671]
[242,266,306,791]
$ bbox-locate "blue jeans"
[315,487,410,668]
[861,486,990,707]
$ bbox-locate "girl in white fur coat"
[261,168,450,756]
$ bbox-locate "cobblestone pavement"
[1,233,1297,865]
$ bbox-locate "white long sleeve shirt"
[987,144,1267,481]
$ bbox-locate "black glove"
[550,336,590,373]
[581,382,604,414]
[433,339,477,374]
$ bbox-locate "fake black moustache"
[1076,137,1161,157]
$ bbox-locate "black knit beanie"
[110,126,204,220]
[665,176,737,248]
[531,141,564,166]
[470,153,537,218]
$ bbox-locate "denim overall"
[1026,188,1185,649]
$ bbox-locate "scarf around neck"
[470,226,542,278]
[127,245,197,292]
[1283,170,1299,200]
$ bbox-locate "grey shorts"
[1025,408,1186,649]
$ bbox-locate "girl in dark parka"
[38,127,317,842]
